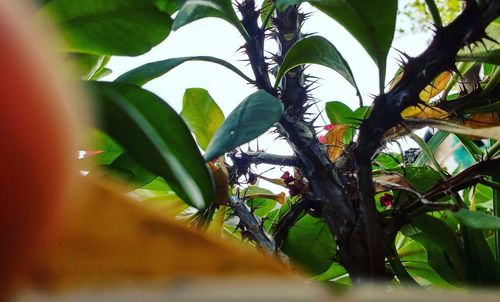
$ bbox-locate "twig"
[229,195,275,253]
[244,151,299,166]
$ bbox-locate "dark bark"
[236,0,500,282]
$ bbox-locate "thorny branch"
[243,151,300,167]
[231,0,500,282]
[354,0,500,278]
[399,157,500,215]
[229,195,275,252]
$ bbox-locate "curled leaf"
[325,125,348,162]
[373,172,415,193]
[208,160,229,205]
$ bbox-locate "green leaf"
[424,0,442,27]
[152,0,185,14]
[38,0,172,56]
[281,214,336,275]
[452,209,500,230]
[243,186,277,217]
[274,36,361,99]
[456,49,500,65]
[325,101,355,125]
[82,128,124,166]
[173,0,249,41]
[411,214,464,278]
[88,81,214,209]
[180,88,225,150]
[116,56,254,86]
[386,166,442,192]
[260,0,275,29]
[402,226,462,285]
[67,53,110,80]
[275,0,398,91]
[463,101,500,114]
[100,153,156,189]
[462,227,500,285]
[204,90,283,160]
[311,262,347,282]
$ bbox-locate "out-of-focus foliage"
[399,0,462,34]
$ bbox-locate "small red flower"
[280,171,295,184]
[380,193,394,207]
[280,171,291,179]
[323,124,335,131]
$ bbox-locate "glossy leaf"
[88,81,214,209]
[452,209,500,230]
[100,153,156,190]
[275,36,361,99]
[152,0,186,14]
[180,88,225,150]
[281,214,336,275]
[82,129,124,165]
[38,0,172,55]
[325,101,355,125]
[275,0,397,89]
[68,53,110,80]
[173,0,249,41]
[204,90,283,161]
[116,56,254,86]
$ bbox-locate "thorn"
[483,34,499,45]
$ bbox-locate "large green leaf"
[452,209,500,230]
[38,0,172,55]
[172,0,249,41]
[275,0,397,90]
[462,227,500,285]
[180,88,225,150]
[152,0,186,14]
[325,101,355,125]
[99,153,156,190]
[116,56,254,86]
[204,90,283,160]
[411,215,463,266]
[88,81,214,209]
[67,53,110,80]
[281,214,336,275]
[82,129,124,165]
[274,36,361,99]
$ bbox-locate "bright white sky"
[105,0,432,189]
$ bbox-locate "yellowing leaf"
[464,113,500,128]
[140,194,188,216]
[27,176,291,289]
[325,125,348,162]
[208,160,229,205]
[373,172,415,193]
[257,175,287,187]
[419,71,452,102]
[247,192,286,205]
[401,104,449,119]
